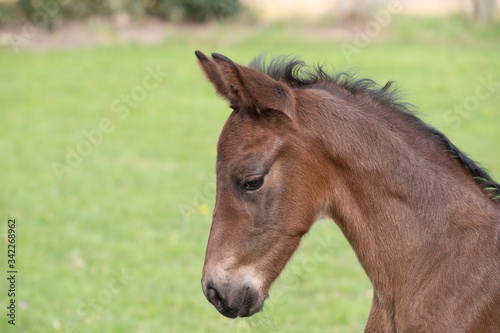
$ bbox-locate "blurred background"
[1,0,499,332]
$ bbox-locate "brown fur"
[196,51,500,331]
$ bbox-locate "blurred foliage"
[1,0,240,29]
[148,0,240,22]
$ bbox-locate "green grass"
[1,16,499,332]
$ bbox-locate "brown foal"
[195,51,500,332]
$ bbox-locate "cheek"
[266,163,323,235]
[249,164,287,231]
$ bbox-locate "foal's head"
[196,51,331,317]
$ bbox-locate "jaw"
[201,226,311,317]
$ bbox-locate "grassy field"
[1,16,499,332]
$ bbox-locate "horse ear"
[195,50,235,100]
[211,53,296,120]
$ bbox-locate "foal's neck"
[309,94,500,301]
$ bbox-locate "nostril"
[205,282,222,309]
[203,281,262,318]
[207,287,218,303]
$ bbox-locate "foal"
[195,51,500,332]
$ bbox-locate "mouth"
[204,281,265,318]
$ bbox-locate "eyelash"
[243,176,264,191]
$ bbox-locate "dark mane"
[249,55,500,201]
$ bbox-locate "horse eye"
[244,176,264,191]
